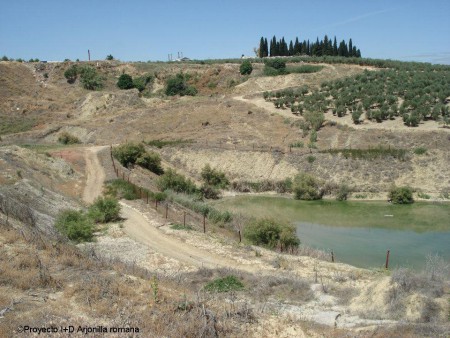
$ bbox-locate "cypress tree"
[348,38,353,57]
[259,37,265,58]
[294,37,300,55]
[333,36,338,56]
[289,40,294,56]
[264,38,269,57]
[270,36,276,57]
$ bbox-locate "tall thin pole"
[88,49,91,61]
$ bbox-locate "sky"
[1,0,449,64]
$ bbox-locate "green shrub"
[105,179,138,200]
[157,169,197,194]
[64,65,78,83]
[58,132,80,145]
[133,74,153,92]
[136,152,164,175]
[417,192,431,200]
[117,74,134,89]
[389,186,414,204]
[204,275,244,293]
[240,60,253,75]
[336,184,351,201]
[200,184,220,199]
[165,73,197,96]
[307,155,316,163]
[79,66,104,90]
[264,58,286,70]
[55,210,95,243]
[88,196,121,223]
[287,65,323,74]
[106,54,114,60]
[112,143,145,167]
[414,147,427,155]
[201,164,229,189]
[290,141,304,148]
[293,173,323,200]
[170,223,193,231]
[145,139,190,148]
[243,218,300,251]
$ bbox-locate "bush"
[79,66,104,90]
[336,184,351,201]
[64,65,78,84]
[264,58,286,70]
[58,132,80,144]
[106,54,114,60]
[55,210,94,243]
[244,218,300,252]
[389,186,414,204]
[157,169,197,194]
[240,60,253,75]
[88,196,121,223]
[133,74,153,92]
[135,152,164,175]
[201,164,229,189]
[105,179,138,200]
[165,73,197,96]
[112,143,145,167]
[200,184,220,199]
[204,275,244,293]
[293,173,323,200]
[117,74,134,89]
[414,147,427,155]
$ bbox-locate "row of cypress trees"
[258,35,361,58]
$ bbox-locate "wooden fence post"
[385,250,390,269]
[331,250,335,263]
[238,230,241,243]
[165,204,168,219]
[203,215,206,233]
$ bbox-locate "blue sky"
[1,0,449,64]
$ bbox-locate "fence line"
[109,146,211,235]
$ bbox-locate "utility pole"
[88,49,91,61]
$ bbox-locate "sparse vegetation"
[414,147,427,155]
[117,73,134,89]
[145,139,191,148]
[64,65,78,83]
[319,146,407,160]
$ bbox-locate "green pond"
[212,196,450,269]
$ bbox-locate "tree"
[106,54,114,60]
[240,60,253,75]
[201,164,229,189]
[293,173,323,200]
[117,73,134,89]
[64,65,78,84]
[259,37,265,58]
[79,66,104,90]
[1,56,8,61]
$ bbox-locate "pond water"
[296,222,450,269]
[212,196,450,270]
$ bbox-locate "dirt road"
[82,146,256,271]
[82,146,107,204]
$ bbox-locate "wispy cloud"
[318,8,395,30]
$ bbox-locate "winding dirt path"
[82,146,107,204]
[82,146,255,271]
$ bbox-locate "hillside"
[0,58,449,337]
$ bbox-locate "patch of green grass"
[290,141,304,148]
[286,65,324,74]
[417,192,431,200]
[319,146,407,161]
[105,179,139,200]
[145,139,192,148]
[0,116,36,136]
[211,196,450,232]
[414,147,427,155]
[170,223,193,231]
[204,275,244,293]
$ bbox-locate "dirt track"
[82,145,257,271]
